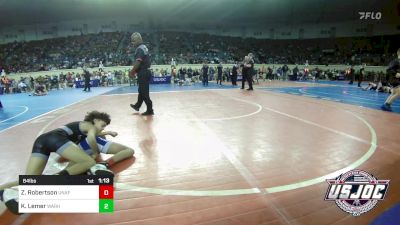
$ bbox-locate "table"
[74,79,100,88]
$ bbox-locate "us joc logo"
[325,170,389,216]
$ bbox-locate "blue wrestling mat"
[0,87,117,131]
[0,83,236,132]
[259,82,400,114]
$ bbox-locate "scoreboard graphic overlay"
[18,175,114,213]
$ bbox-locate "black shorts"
[31,129,74,159]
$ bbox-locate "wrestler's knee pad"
[0,187,21,215]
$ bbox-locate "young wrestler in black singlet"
[0,111,134,214]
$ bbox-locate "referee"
[129,32,154,115]
[381,48,400,111]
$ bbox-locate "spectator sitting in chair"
[18,80,28,92]
[31,81,48,96]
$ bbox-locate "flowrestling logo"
[325,170,389,216]
[359,12,382,20]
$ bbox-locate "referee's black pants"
[83,80,91,91]
[247,73,253,90]
[241,73,247,89]
[135,69,153,112]
[232,74,237,85]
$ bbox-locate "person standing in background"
[381,48,400,111]
[217,62,223,85]
[242,53,254,91]
[83,68,91,92]
[231,62,238,86]
[129,32,154,116]
[202,61,209,86]
[358,64,365,87]
[348,65,355,85]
